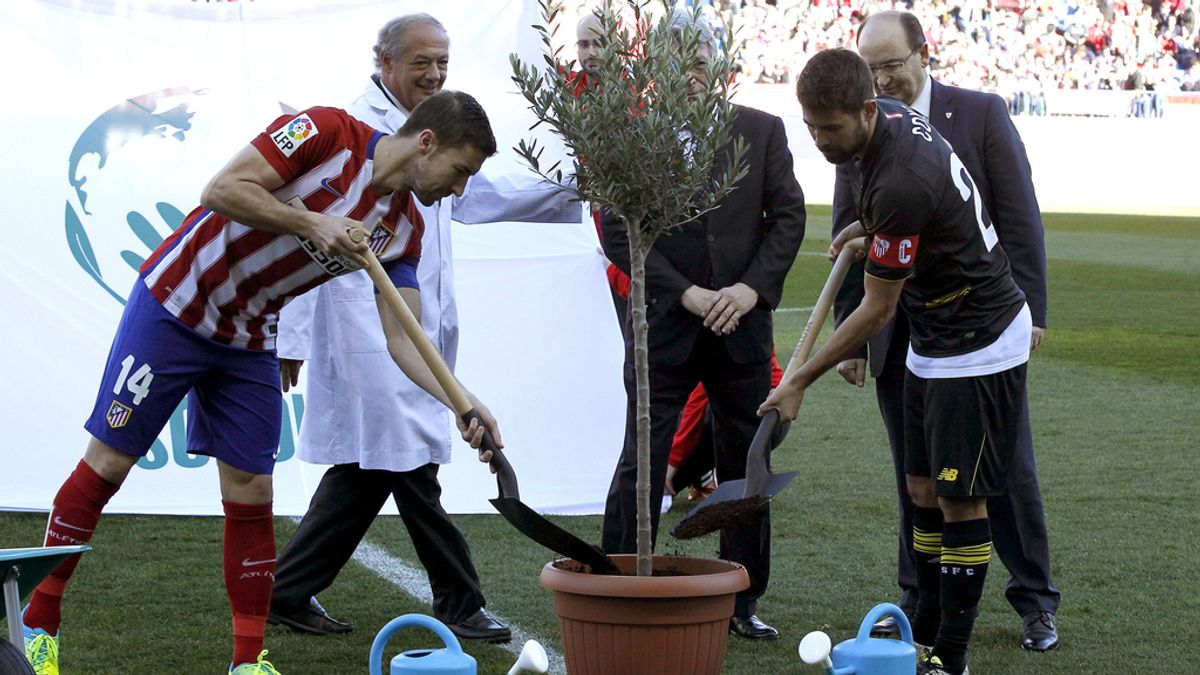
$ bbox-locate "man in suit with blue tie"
[831,10,1059,653]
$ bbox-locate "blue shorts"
[84,280,282,475]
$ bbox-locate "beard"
[819,146,856,165]
[818,121,870,165]
[406,156,440,205]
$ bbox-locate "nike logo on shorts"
[241,557,277,567]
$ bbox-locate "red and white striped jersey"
[140,106,423,351]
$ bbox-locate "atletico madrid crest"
[106,400,132,428]
[367,221,397,255]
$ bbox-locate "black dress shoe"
[448,608,512,644]
[870,605,917,638]
[729,614,780,640]
[1021,611,1059,652]
[268,596,354,635]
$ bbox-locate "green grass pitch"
[2,207,1197,673]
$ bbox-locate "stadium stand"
[563,0,1200,117]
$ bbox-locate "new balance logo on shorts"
[106,400,132,428]
[937,467,960,481]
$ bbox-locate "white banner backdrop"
[0,0,626,516]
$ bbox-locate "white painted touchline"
[352,538,568,675]
[776,305,815,313]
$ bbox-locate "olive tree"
[511,0,748,576]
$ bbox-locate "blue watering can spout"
[369,613,477,675]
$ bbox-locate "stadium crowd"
[562,1,1200,94]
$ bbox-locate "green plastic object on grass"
[1,546,91,647]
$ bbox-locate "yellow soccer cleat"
[23,628,59,675]
[21,606,59,675]
[230,649,281,675]
[916,651,970,675]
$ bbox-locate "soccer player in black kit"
[760,48,1032,675]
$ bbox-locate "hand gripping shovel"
[354,231,618,574]
[671,243,860,539]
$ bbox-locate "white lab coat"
[276,76,576,472]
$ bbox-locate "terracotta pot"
[539,554,750,675]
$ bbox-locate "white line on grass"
[352,539,567,674]
[776,305,814,313]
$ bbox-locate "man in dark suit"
[598,13,807,641]
[832,10,1059,652]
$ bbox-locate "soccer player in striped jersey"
[21,90,502,675]
[760,49,1033,675]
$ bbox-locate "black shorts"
[903,363,1027,497]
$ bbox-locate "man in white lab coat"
[268,14,576,643]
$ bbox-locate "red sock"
[223,500,275,667]
[24,460,120,634]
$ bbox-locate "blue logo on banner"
[65,87,304,470]
[65,87,202,305]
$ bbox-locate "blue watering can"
[798,603,917,675]
[369,614,476,675]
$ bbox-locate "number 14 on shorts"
[113,354,154,405]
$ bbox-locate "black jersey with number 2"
[859,98,1025,358]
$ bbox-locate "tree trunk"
[627,218,653,577]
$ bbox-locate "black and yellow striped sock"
[935,517,992,675]
[912,506,944,646]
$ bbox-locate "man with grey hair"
[598,8,807,642]
[667,8,720,99]
[667,6,718,49]
[268,13,575,643]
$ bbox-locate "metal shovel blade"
[358,244,619,574]
[670,248,861,542]
[480,430,618,574]
[671,410,796,540]
[670,470,798,539]
[489,496,618,574]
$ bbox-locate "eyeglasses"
[868,45,922,76]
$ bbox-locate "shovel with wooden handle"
[350,228,618,573]
[671,240,863,539]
